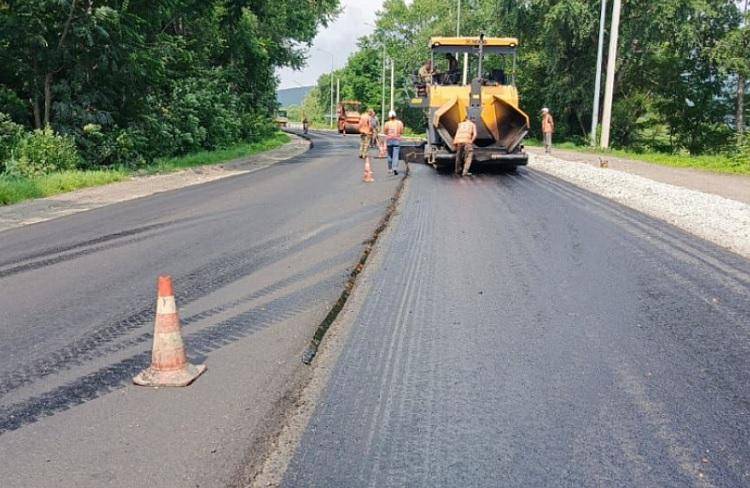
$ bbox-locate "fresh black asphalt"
[284,164,750,487]
[0,131,402,487]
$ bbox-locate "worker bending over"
[383,110,404,175]
[453,114,477,176]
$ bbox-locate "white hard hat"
[542,107,549,113]
[388,110,397,118]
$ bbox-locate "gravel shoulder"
[529,152,750,259]
[527,147,750,204]
[0,134,310,234]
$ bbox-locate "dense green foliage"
[0,0,338,173]
[306,0,748,158]
[5,127,80,177]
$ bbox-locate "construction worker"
[302,116,309,134]
[444,53,460,84]
[383,110,404,175]
[418,61,434,83]
[358,109,373,159]
[542,107,555,154]
[453,114,477,176]
[369,110,379,147]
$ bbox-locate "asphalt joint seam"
[301,168,408,365]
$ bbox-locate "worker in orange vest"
[542,107,555,154]
[383,110,404,175]
[358,109,373,159]
[453,114,477,176]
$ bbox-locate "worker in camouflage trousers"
[453,114,477,176]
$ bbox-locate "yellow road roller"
[409,35,530,169]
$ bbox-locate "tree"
[0,0,340,166]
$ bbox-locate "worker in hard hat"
[541,107,555,154]
[358,109,373,159]
[383,110,404,175]
[453,114,477,176]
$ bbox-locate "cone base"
[133,363,206,387]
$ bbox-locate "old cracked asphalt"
[283,164,750,487]
[0,131,401,487]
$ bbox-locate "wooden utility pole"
[590,0,607,145]
[600,0,622,149]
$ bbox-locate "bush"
[76,124,146,169]
[730,136,750,170]
[5,128,81,177]
[0,112,25,172]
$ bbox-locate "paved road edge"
[0,134,311,234]
[240,176,411,488]
[529,153,750,259]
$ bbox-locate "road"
[1,131,749,488]
[283,164,750,487]
[0,131,401,487]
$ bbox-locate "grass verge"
[0,132,291,206]
[527,139,749,175]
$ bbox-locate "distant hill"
[277,86,313,107]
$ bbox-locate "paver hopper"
[411,35,530,169]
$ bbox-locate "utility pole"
[457,0,461,36]
[738,0,748,141]
[381,47,387,124]
[590,0,607,146]
[600,0,622,149]
[458,0,469,85]
[329,69,334,129]
[317,48,335,129]
[390,58,395,112]
[336,78,340,115]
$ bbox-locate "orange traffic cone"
[133,276,206,387]
[376,135,387,159]
[362,157,375,183]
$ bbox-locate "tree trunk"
[738,75,746,141]
[44,73,53,128]
[32,96,42,129]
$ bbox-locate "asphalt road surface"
[0,131,401,487]
[284,164,750,487]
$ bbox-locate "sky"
[276,0,384,90]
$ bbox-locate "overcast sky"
[276,0,384,90]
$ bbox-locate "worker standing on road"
[453,114,477,176]
[383,110,404,175]
[358,109,373,159]
[369,110,380,148]
[542,107,555,154]
[302,116,309,135]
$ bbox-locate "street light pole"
[590,0,607,146]
[600,0,622,149]
[390,58,395,112]
[457,0,461,36]
[317,49,335,129]
[381,47,387,124]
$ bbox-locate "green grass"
[0,170,129,206]
[0,132,291,207]
[142,132,290,174]
[527,139,750,175]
